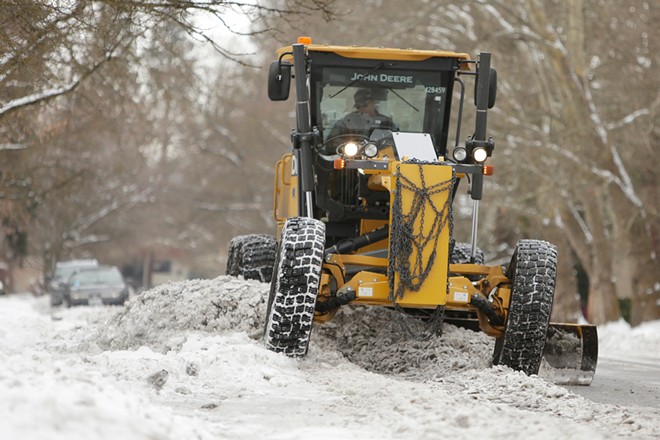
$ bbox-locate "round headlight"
[473,147,488,163]
[364,143,378,158]
[344,142,359,157]
[453,147,467,162]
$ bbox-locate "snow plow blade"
[540,323,598,386]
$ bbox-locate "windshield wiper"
[329,62,387,99]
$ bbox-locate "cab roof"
[276,42,471,67]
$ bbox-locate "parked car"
[63,265,129,307]
[48,259,99,306]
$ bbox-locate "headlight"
[472,147,488,163]
[344,142,359,157]
[452,147,467,162]
[364,143,378,158]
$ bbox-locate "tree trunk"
[549,232,581,323]
[629,220,660,325]
[587,272,620,325]
[583,191,620,324]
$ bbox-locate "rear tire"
[493,239,557,376]
[450,241,485,265]
[264,217,325,357]
[226,234,277,283]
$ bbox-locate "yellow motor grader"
[226,37,598,384]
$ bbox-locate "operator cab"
[309,49,464,238]
[267,41,482,245]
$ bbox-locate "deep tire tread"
[450,241,485,265]
[226,234,277,283]
[264,218,325,357]
[493,239,557,376]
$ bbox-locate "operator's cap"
[354,89,373,108]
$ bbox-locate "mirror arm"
[277,51,293,80]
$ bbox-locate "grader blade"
[540,323,598,386]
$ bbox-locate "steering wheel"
[320,134,370,155]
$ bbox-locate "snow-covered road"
[1,277,658,439]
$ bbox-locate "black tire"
[226,234,277,283]
[493,239,557,376]
[450,241,485,265]
[264,217,326,357]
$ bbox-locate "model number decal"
[425,86,447,94]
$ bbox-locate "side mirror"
[268,60,292,101]
[487,67,497,109]
[474,66,497,109]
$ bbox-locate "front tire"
[264,217,325,357]
[493,239,557,376]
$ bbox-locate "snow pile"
[91,276,494,380]
[90,276,494,381]
[92,277,269,352]
[598,318,660,361]
[314,306,493,378]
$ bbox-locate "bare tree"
[0,0,335,116]
[0,0,336,289]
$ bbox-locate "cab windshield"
[313,66,454,153]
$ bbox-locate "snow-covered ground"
[1,277,658,439]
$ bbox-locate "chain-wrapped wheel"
[493,239,557,375]
[264,217,326,357]
[226,234,277,283]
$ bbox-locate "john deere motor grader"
[226,37,598,384]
